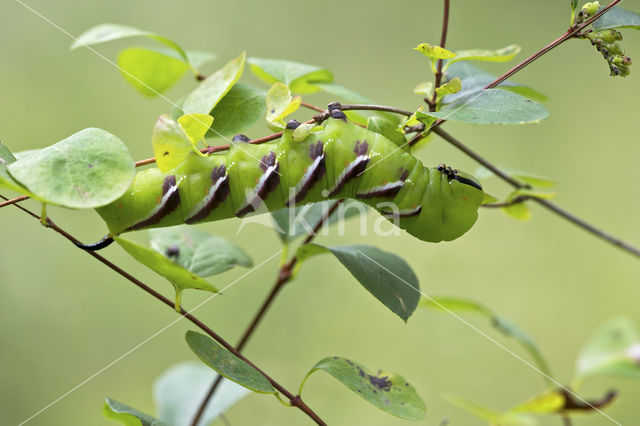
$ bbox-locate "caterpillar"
[91,110,484,248]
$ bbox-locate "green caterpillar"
[91,110,483,248]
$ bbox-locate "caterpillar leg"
[74,234,115,251]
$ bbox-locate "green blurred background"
[1,0,639,424]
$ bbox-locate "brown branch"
[300,102,325,113]
[432,128,640,259]
[0,195,29,208]
[2,195,326,426]
[430,0,451,110]
[190,199,344,426]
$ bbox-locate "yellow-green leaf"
[117,47,189,96]
[414,43,456,60]
[182,52,246,114]
[265,82,301,127]
[444,45,522,70]
[435,77,462,102]
[152,115,199,173]
[177,113,213,149]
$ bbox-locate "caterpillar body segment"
[96,116,484,242]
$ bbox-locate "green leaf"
[248,57,333,94]
[185,51,217,69]
[115,236,217,310]
[185,331,276,393]
[182,52,246,114]
[0,141,16,163]
[301,357,425,421]
[413,81,434,97]
[444,62,547,104]
[509,188,557,201]
[103,398,167,426]
[177,113,214,149]
[576,317,640,379]
[206,83,267,139]
[117,47,189,96]
[593,7,640,30]
[435,77,462,103]
[367,116,406,149]
[443,394,533,425]
[154,362,250,426]
[423,89,549,125]
[72,23,188,62]
[503,201,531,221]
[7,128,134,208]
[149,226,252,277]
[0,142,31,195]
[265,82,302,127]
[414,43,456,60]
[443,45,521,70]
[481,192,499,205]
[152,115,199,173]
[296,244,420,322]
[270,200,365,243]
[475,166,556,188]
[420,297,553,381]
[510,390,565,414]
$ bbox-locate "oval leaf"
[474,166,556,188]
[0,142,31,195]
[443,62,547,104]
[72,23,188,62]
[414,43,456,60]
[444,44,522,69]
[182,52,246,114]
[265,82,301,126]
[424,89,549,125]
[104,398,167,426]
[154,362,250,426]
[185,330,276,393]
[302,357,425,421]
[593,7,640,30]
[576,317,640,379]
[296,244,420,322]
[248,57,333,94]
[8,128,134,208]
[118,47,189,96]
[152,115,198,173]
[367,117,406,149]
[206,83,266,139]
[149,226,252,277]
[115,236,217,310]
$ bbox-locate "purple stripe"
[128,175,181,231]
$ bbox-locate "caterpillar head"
[404,165,483,242]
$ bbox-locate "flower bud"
[595,29,623,43]
[581,1,601,17]
[605,43,624,56]
[618,65,631,77]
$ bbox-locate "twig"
[189,199,344,426]
[432,128,640,259]
[2,195,327,426]
[408,0,623,147]
[300,101,325,113]
[339,104,412,116]
[0,195,29,208]
[430,0,451,110]
[481,196,529,208]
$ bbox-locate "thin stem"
[408,0,623,147]
[340,104,412,116]
[430,0,451,110]
[481,196,529,209]
[3,196,326,426]
[0,195,29,208]
[190,199,344,426]
[563,415,573,426]
[485,0,622,90]
[431,128,640,259]
[300,101,325,113]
